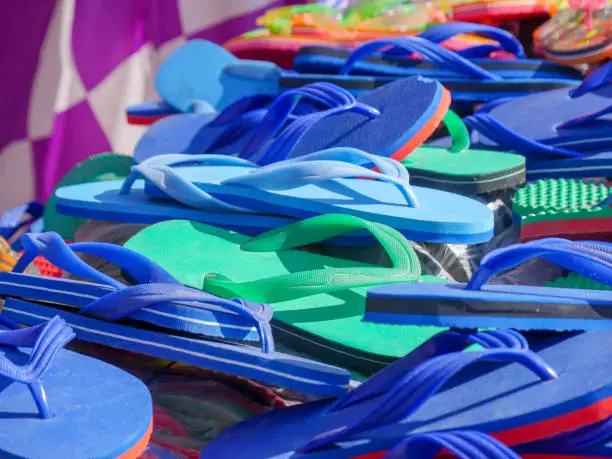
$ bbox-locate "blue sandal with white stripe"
[0,232,350,396]
[56,150,493,244]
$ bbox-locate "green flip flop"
[44,153,135,240]
[125,214,447,375]
[512,178,612,242]
[403,110,525,195]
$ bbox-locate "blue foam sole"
[201,329,612,458]
[126,101,181,117]
[0,320,152,459]
[3,298,350,397]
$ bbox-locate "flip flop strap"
[418,22,526,58]
[249,83,381,165]
[338,37,501,81]
[300,349,555,453]
[14,233,271,335]
[222,148,418,207]
[0,201,44,242]
[335,329,528,410]
[464,113,582,158]
[80,283,275,353]
[0,316,75,418]
[15,232,179,288]
[443,110,471,153]
[466,238,612,290]
[384,430,521,459]
[570,61,611,98]
[130,149,417,216]
[204,213,421,303]
[120,155,258,213]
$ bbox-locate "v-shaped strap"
[203,213,421,303]
[466,238,612,291]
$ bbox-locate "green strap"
[203,214,421,303]
[444,110,471,154]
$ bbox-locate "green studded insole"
[125,220,448,372]
[512,178,612,224]
[45,153,135,240]
[547,272,611,291]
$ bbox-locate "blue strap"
[14,233,273,343]
[222,148,419,207]
[475,97,514,114]
[208,94,276,126]
[452,44,505,59]
[0,316,75,419]
[557,103,612,130]
[569,61,612,99]
[299,348,555,453]
[464,113,582,158]
[80,283,275,353]
[206,108,269,152]
[418,22,526,58]
[14,232,180,288]
[189,99,216,114]
[241,83,380,163]
[332,329,527,412]
[120,155,257,213]
[466,238,612,291]
[384,431,520,459]
[338,37,501,81]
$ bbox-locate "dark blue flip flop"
[365,238,612,331]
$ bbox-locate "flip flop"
[512,178,612,241]
[293,23,582,83]
[43,152,135,241]
[57,149,494,244]
[204,328,612,458]
[365,238,612,331]
[126,101,181,125]
[0,315,153,458]
[462,62,612,179]
[0,201,44,248]
[403,109,525,194]
[534,4,611,65]
[0,232,349,396]
[132,83,394,163]
[125,214,454,374]
[451,0,549,25]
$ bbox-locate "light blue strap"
[338,37,501,81]
[189,99,216,114]
[0,316,75,419]
[464,113,582,158]
[80,283,275,353]
[241,83,380,163]
[119,154,258,213]
[299,349,556,453]
[466,238,612,291]
[222,148,419,208]
[418,22,526,58]
[14,232,180,288]
[384,431,521,459]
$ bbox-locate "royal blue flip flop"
[293,22,583,85]
[0,315,153,458]
[461,62,612,179]
[365,238,612,331]
[0,232,350,397]
[56,149,494,244]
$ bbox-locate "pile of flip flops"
[0,1,611,458]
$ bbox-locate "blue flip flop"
[0,201,44,248]
[460,62,612,179]
[56,150,494,244]
[0,232,349,397]
[126,100,181,125]
[293,22,583,84]
[365,238,612,331]
[0,315,153,458]
[202,328,612,458]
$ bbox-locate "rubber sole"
[520,215,612,242]
[408,164,526,194]
[118,421,153,459]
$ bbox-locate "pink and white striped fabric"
[0,0,300,213]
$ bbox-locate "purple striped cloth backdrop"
[0,0,301,213]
